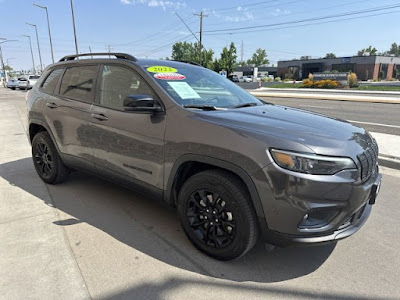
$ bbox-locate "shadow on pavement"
[1,157,336,284]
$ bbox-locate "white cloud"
[271,8,291,17]
[224,11,254,23]
[121,0,186,11]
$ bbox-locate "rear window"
[59,66,97,102]
[42,69,63,94]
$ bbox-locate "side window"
[59,65,97,102]
[99,65,156,110]
[42,69,63,94]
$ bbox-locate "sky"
[1,0,400,71]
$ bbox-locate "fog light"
[298,210,338,229]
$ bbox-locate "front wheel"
[178,170,258,260]
[32,131,70,184]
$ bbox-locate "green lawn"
[267,83,303,88]
[355,85,400,91]
[267,83,400,91]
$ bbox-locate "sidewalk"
[249,88,400,104]
[0,101,90,299]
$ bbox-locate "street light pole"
[70,0,79,55]
[0,39,18,86]
[26,23,43,72]
[33,4,55,63]
[22,35,36,74]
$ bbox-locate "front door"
[90,64,166,190]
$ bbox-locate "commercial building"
[277,55,400,81]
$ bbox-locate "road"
[258,96,400,135]
[1,87,400,299]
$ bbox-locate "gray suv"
[27,53,382,260]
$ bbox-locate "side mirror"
[123,94,163,113]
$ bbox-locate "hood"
[197,104,374,158]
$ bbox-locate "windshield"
[146,64,263,108]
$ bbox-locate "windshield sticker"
[154,73,186,80]
[168,82,201,99]
[147,66,177,73]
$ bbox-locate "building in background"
[277,56,400,81]
[232,66,277,78]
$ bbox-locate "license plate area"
[368,175,382,205]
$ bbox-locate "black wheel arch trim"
[28,119,63,159]
[165,154,268,225]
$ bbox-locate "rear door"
[90,63,166,190]
[41,64,99,168]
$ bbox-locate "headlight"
[270,149,356,175]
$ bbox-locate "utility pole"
[26,23,43,72]
[70,0,79,55]
[241,40,244,64]
[33,4,55,63]
[22,35,36,74]
[0,39,18,85]
[194,11,207,65]
[89,46,93,59]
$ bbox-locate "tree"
[218,42,237,75]
[4,65,13,71]
[358,46,377,56]
[389,43,399,56]
[171,41,214,69]
[171,41,197,62]
[247,48,269,66]
[324,53,336,59]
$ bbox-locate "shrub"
[348,72,359,87]
[274,77,281,82]
[300,79,340,89]
[262,77,273,82]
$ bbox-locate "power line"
[204,3,400,33]
[205,9,400,36]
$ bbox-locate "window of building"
[42,68,63,94]
[99,65,156,110]
[59,65,97,102]
[331,63,355,73]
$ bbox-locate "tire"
[178,169,258,260]
[31,131,70,184]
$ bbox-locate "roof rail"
[58,52,137,62]
[174,60,203,67]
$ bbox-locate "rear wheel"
[178,169,258,260]
[32,131,70,184]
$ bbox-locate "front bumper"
[252,161,381,246]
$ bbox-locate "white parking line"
[348,120,400,129]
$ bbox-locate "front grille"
[357,139,379,182]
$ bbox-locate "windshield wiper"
[183,105,219,110]
[233,102,259,108]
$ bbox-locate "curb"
[249,91,400,104]
[379,156,400,170]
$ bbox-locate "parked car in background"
[238,76,245,83]
[18,74,40,90]
[244,76,252,83]
[229,75,239,82]
[6,78,19,90]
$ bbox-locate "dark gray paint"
[27,57,381,246]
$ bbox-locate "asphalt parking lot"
[1,87,400,300]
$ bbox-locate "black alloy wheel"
[178,169,258,261]
[32,131,70,184]
[186,189,236,248]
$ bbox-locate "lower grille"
[338,204,366,230]
[357,139,378,182]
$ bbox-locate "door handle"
[91,113,109,121]
[46,102,58,109]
